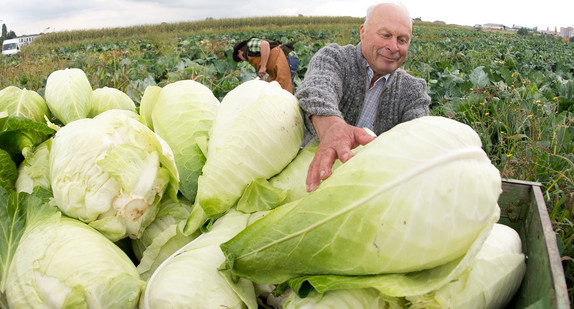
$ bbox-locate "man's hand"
[257,69,266,79]
[306,115,376,192]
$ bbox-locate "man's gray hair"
[364,1,412,27]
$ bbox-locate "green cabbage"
[44,68,93,125]
[49,109,179,241]
[0,86,50,122]
[284,288,405,309]
[141,209,258,309]
[15,138,52,194]
[279,224,524,309]
[407,223,526,309]
[0,86,53,159]
[221,116,502,285]
[151,80,219,202]
[89,86,136,117]
[139,85,162,131]
[193,80,304,221]
[133,196,200,280]
[1,189,144,308]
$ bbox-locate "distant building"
[16,34,41,47]
[539,29,557,36]
[559,27,574,38]
[483,23,506,30]
[511,25,532,31]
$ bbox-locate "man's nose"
[387,38,399,53]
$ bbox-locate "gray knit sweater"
[295,43,431,138]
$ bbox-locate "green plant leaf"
[470,66,490,89]
[0,149,17,192]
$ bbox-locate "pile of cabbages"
[0,68,525,308]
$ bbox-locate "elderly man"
[295,2,431,192]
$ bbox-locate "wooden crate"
[498,179,570,308]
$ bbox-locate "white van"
[2,38,20,55]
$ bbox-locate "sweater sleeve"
[373,69,431,134]
[295,44,347,136]
[400,74,431,122]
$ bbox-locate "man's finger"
[355,127,377,145]
[335,147,354,163]
[306,157,321,192]
[306,147,336,192]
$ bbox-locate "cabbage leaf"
[0,188,28,300]
[0,87,54,160]
[139,85,162,131]
[133,196,200,280]
[15,138,52,194]
[0,148,17,192]
[283,288,406,309]
[0,115,54,160]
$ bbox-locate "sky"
[1,0,573,36]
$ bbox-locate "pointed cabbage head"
[221,116,502,284]
[89,86,136,117]
[195,80,303,218]
[0,86,50,122]
[44,68,93,124]
[151,80,219,202]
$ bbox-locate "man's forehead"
[374,25,412,37]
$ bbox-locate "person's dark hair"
[232,40,248,62]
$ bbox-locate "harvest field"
[1,16,573,304]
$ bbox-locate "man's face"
[360,4,412,77]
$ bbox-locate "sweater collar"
[365,62,390,87]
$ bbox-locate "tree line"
[1,24,17,46]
